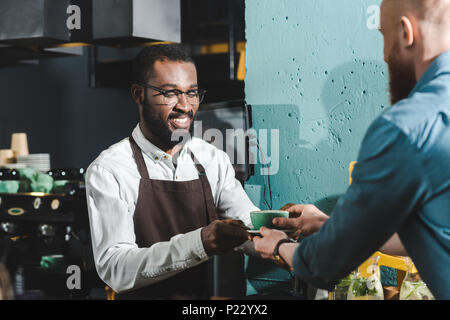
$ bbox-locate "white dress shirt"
[86,124,258,293]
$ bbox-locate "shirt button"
[164,155,169,160]
[155,156,159,161]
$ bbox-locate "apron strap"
[129,136,150,180]
[189,149,219,223]
[129,135,218,223]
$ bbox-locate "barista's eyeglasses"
[139,83,206,106]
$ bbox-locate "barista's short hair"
[132,44,195,85]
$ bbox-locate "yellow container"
[349,161,357,185]
[329,162,420,300]
[358,251,417,286]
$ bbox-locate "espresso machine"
[0,168,102,299]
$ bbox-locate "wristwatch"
[273,238,296,271]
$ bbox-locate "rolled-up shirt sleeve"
[292,117,429,290]
[86,164,208,293]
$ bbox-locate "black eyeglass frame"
[138,83,207,105]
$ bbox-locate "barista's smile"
[168,112,193,130]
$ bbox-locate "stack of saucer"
[17,154,51,172]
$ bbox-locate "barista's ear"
[131,84,144,105]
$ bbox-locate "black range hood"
[92,0,181,46]
[0,43,84,68]
[0,0,71,47]
[0,0,181,47]
[0,0,181,68]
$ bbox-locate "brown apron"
[119,136,219,300]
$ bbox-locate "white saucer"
[247,229,296,235]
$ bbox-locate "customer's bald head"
[382,0,450,34]
[380,0,450,104]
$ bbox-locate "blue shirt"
[293,50,450,299]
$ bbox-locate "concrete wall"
[243,0,390,295]
[244,0,388,214]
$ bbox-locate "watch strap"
[273,238,296,271]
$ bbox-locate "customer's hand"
[253,227,288,259]
[273,204,329,238]
[201,219,250,256]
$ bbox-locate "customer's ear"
[400,15,415,48]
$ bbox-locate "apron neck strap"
[129,136,150,179]
[187,148,218,223]
[188,148,206,176]
[129,136,208,180]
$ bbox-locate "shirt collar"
[131,124,194,162]
[410,49,450,96]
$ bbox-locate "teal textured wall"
[244,0,388,213]
[243,0,395,295]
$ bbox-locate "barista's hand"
[280,203,296,211]
[201,219,251,256]
[273,204,329,238]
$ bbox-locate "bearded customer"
[85,44,258,299]
[253,0,450,299]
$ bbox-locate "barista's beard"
[141,101,195,149]
[387,44,417,105]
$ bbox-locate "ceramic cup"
[40,255,65,271]
[52,180,69,194]
[250,210,289,230]
[0,180,20,194]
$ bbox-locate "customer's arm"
[274,204,408,255]
[291,117,428,290]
